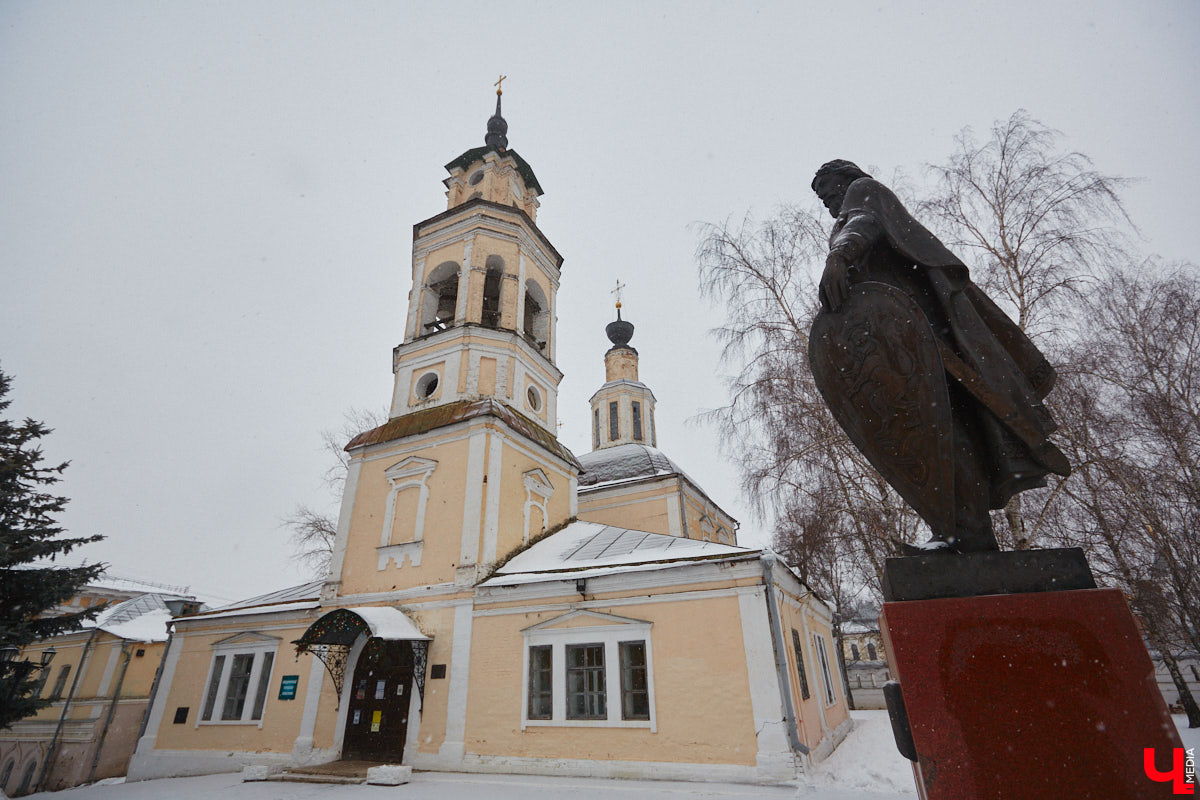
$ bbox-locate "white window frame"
[197,633,280,728]
[520,611,656,731]
[811,632,837,708]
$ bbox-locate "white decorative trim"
[95,641,122,697]
[377,542,424,570]
[438,602,473,763]
[665,494,683,537]
[290,650,326,764]
[405,256,426,341]
[460,431,487,565]
[738,588,794,772]
[569,474,578,518]
[520,611,655,731]
[516,251,528,341]
[521,469,553,545]
[127,633,183,780]
[406,751,795,785]
[326,458,363,592]
[482,433,503,564]
[454,239,472,323]
[378,457,437,569]
[800,607,830,735]
[196,635,280,729]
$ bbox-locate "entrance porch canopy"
[294,606,430,650]
[293,607,430,700]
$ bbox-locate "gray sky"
[2,1,1197,604]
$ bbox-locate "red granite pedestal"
[881,587,1185,800]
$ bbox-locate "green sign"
[278,675,300,700]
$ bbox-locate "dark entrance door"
[342,639,414,762]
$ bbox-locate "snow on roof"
[483,521,755,587]
[80,593,179,642]
[179,580,324,622]
[342,607,430,641]
[101,608,174,642]
[577,443,689,488]
[210,580,324,611]
[87,573,192,598]
[187,600,320,622]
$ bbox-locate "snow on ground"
[22,711,1198,799]
[807,711,917,795]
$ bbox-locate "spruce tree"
[0,366,104,729]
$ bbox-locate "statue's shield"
[809,281,955,536]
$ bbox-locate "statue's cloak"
[833,178,1069,508]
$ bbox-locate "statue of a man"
[810,160,1069,553]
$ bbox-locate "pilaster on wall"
[454,240,473,324]
[499,273,519,331]
[738,588,798,780]
[438,601,474,764]
[459,431,487,567]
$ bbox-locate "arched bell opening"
[420,261,460,334]
[523,279,549,353]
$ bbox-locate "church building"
[127,91,851,785]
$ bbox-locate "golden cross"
[495,74,507,95]
[611,279,626,308]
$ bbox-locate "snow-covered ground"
[22,711,1200,800]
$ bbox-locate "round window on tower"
[468,170,485,186]
[414,371,440,401]
[526,384,542,412]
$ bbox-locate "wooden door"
[342,639,414,762]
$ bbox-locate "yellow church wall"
[400,603,461,755]
[774,587,848,750]
[338,434,473,596]
[463,591,759,765]
[118,641,166,697]
[151,618,317,754]
[477,357,497,395]
[577,492,673,536]
[489,439,574,563]
[421,243,465,282]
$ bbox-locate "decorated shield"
[809,281,955,537]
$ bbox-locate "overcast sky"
[2,1,1197,604]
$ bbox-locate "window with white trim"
[199,633,279,725]
[521,611,656,729]
[812,632,837,706]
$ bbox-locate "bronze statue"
[808,160,1070,553]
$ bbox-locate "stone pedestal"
[880,551,1184,800]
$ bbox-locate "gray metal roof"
[577,443,690,488]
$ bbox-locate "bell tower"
[589,296,657,450]
[392,83,563,432]
[323,88,579,602]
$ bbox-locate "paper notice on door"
[352,710,361,725]
[375,680,386,699]
[370,710,382,732]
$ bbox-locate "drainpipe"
[36,629,98,793]
[760,552,808,756]
[87,641,133,784]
